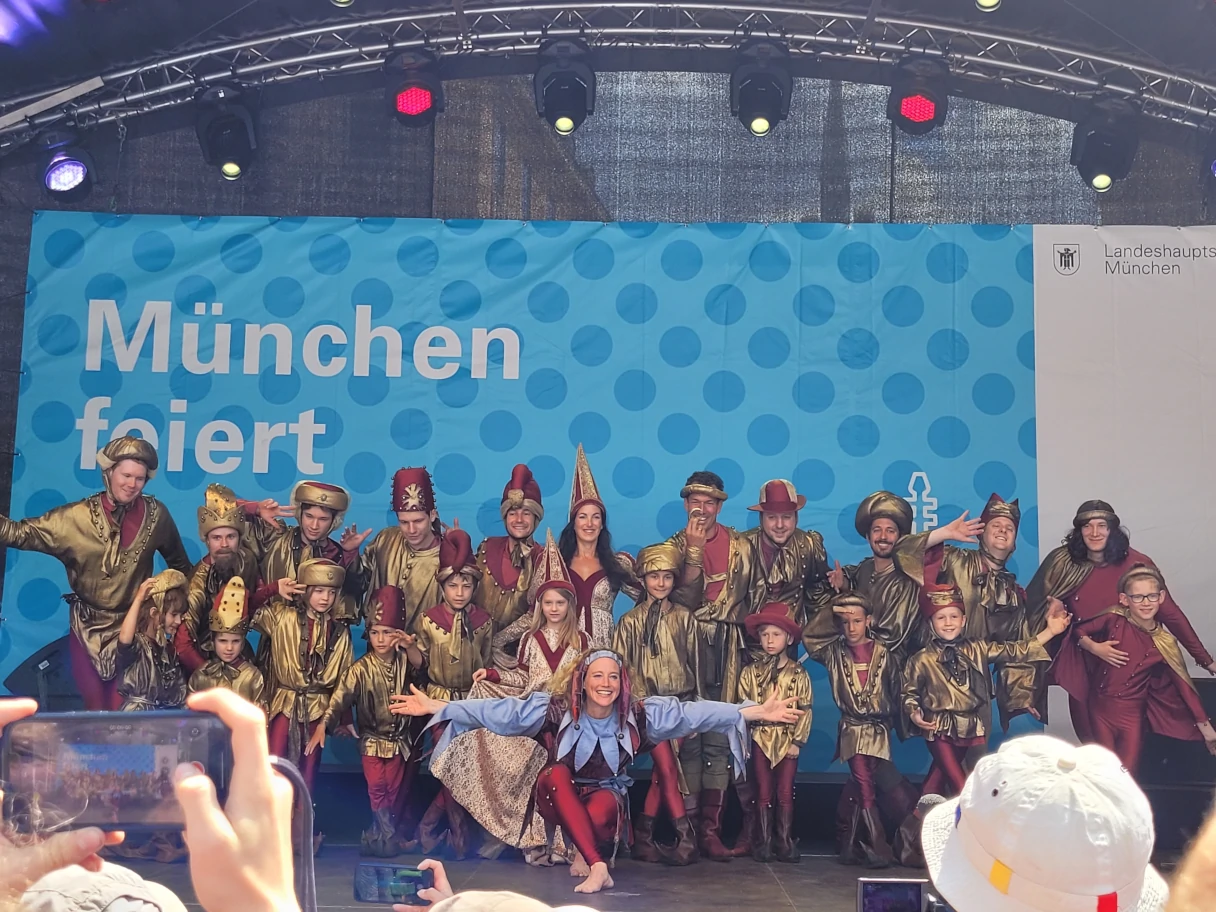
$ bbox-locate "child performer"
[306,585,416,856]
[738,602,812,864]
[187,576,265,708]
[389,650,804,895]
[432,529,586,865]
[1054,563,1216,775]
[404,523,494,858]
[612,542,701,866]
[115,569,189,711]
[254,556,352,849]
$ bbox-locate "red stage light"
[899,94,937,124]
[396,86,433,117]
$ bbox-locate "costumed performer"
[738,602,812,864]
[0,435,191,709]
[307,585,417,856]
[432,529,585,865]
[612,542,702,866]
[1052,563,1216,775]
[115,568,189,712]
[803,591,916,868]
[363,467,444,630]
[474,464,544,632]
[187,576,265,708]
[1026,499,1216,738]
[388,649,805,895]
[742,480,832,627]
[557,444,640,648]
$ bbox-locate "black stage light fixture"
[195,84,257,181]
[887,58,950,136]
[534,38,595,136]
[730,40,792,137]
[386,51,444,127]
[1070,101,1139,192]
[40,129,95,201]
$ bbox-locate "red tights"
[848,755,880,808]
[1090,696,1147,775]
[642,740,688,820]
[1070,695,1095,744]
[922,740,969,797]
[362,755,407,812]
[751,752,796,809]
[267,714,323,796]
[69,635,120,710]
[535,764,619,867]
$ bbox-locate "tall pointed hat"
[568,444,605,521]
[533,528,576,602]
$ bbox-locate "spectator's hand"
[0,698,125,902]
[393,858,454,911]
[174,689,297,912]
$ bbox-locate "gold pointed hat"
[209,576,250,634]
[568,444,605,521]
[533,528,576,601]
[197,483,246,540]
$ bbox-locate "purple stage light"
[44,155,88,193]
[0,0,68,46]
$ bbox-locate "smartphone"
[354,864,435,905]
[857,878,931,912]
[0,710,232,833]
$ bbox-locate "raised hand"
[254,499,293,523]
[827,560,845,592]
[389,684,444,717]
[1045,611,1072,637]
[276,577,306,601]
[684,510,708,550]
[942,510,984,544]
[339,524,372,553]
[393,858,454,910]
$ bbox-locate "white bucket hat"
[922,734,1168,912]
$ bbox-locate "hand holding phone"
[355,862,437,905]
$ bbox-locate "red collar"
[424,602,491,633]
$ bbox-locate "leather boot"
[877,776,920,829]
[774,805,799,863]
[752,805,774,863]
[697,789,733,862]
[361,808,399,858]
[446,799,472,860]
[661,816,700,866]
[892,810,926,868]
[631,814,664,863]
[730,779,756,857]
[837,804,863,866]
[417,793,449,855]
[859,806,894,868]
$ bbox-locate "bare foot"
[569,850,591,877]
[573,861,613,894]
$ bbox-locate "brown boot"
[730,779,756,857]
[631,814,663,863]
[838,804,863,866]
[661,816,700,866]
[892,810,926,868]
[417,793,449,855]
[446,799,472,859]
[859,806,894,868]
[697,789,734,862]
[752,804,774,863]
[773,805,800,863]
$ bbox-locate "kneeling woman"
[390,649,802,894]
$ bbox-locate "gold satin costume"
[252,599,353,723]
[613,598,700,700]
[362,529,442,632]
[116,634,187,711]
[251,520,365,624]
[188,657,265,708]
[802,634,897,762]
[737,660,813,766]
[473,537,539,630]
[0,495,191,679]
[320,651,414,759]
[181,551,263,661]
[901,637,1050,742]
[415,605,494,701]
[742,527,832,627]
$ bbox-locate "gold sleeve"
[901,652,927,720]
[0,507,66,555]
[322,663,360,731]
[157,514,193,574]
[791,669,813,746]
[737,664,762,705]
[983,638,1051,666]
[182,563,210,643]
[891,531,932,586]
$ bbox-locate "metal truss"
[3,2,1216,153]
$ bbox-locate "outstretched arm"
[925,511,984,549]
[389,686,552,760]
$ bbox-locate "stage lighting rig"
[887,58,950,136]
[534,39,595,136]
[1070,101,1139,192]
[195,84,256,181]
[976,0,1001,10]
[40,130,94,201]
[730,40,792,137]
[386,51,444,127]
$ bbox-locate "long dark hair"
[1064,505,1131,565]
[558,508,630,592]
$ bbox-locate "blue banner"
[12,212,1037,770]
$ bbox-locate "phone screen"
[859,880,924,912]
[354,864,435,905]
[1,711,231,832]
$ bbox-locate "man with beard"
[474,464,544,632]
[896,494,1036,731]
[741,479,832,628]
[174,484,272,675]
[363,467,444,633]
[0,436,191,709]
[666,470,761,861]
[1026,499,1216,739]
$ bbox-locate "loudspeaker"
[2,636,84,711]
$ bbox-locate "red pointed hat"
[438,525,481,583]
[501,463,544,521]
[744,602,802,641]
[568,443,605,520]
[392,466,436,514]
[748,479,807,513]
[981,493,1020,530]
[919,582,966,621]
[367,585,408,631]
[533,528,575,602]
